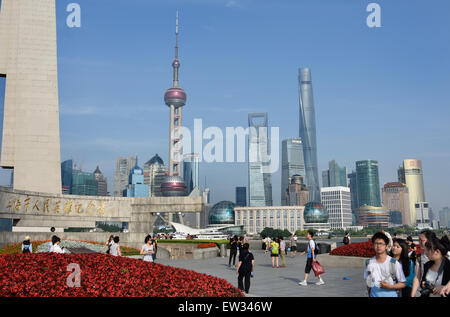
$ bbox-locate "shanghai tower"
[298,68,320,202]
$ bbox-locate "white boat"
[169,222,229,240]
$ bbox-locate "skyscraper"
[113,156,137,197]
[382,182,410,226]
[72,169,98,196]
[235,187,247,207]
[94,166,108,196]
[248,112,272,207]
[125,161,149,198]
[281,138,306,205]
[356,160,381,207]
[285,175,309,206]
[143,154,167,197]
[298,68,320,202]
[402,159,426,225]
[322,160,348,188]
[61,159,73,194]
[347,170,358,225]
[183,153,199,195]
[439,207,450,229]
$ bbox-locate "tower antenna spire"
[173,11,180,87]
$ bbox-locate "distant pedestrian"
[109,236,121,257]
[290,234,298,258]
[50,236,65,254]
[343,232,351,245]
[261,237,266,250]
[140,235,154,262]
[48,235,57,252]
[264,237,271,255]
[299,230,324,286]
[389,238,415,297]
[229,235,238,268]
[406,236,416,258]
[364,232,406,297]
[236,243,254,294]
[152,234,158,261]
[106,235,114,254]
[270,238,280,268]
[22,236,32,254]
[279,237,286,267]
[238,236,244,255]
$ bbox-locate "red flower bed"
[197,243,217,249]
[0,253,243,297]
[330,241,375,258]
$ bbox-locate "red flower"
[0,253,244,297]
[330,241,376,258]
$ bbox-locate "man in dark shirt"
[229,235,238,268]
[236,243,255,294]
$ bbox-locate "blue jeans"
[370,286,398,297]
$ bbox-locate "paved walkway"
[154,250,368,297]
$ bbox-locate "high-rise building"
[61,160,73,194]
[347,170,358,225]
[356,160,381,207]
[298,68,320,202]
[415,202,431,229]
[143,154,167,197]
[402,159,426,226]
[183,153,199,195]
[322,170,330,188]
[248,113,272,207]
[94,166,108,196]
[439,207,450,228]
[281,138,306,205]
[382,182,411,226]
[320,186,352,230]
[355,205,390,228]
[113,156,137,197]
[125,161,149,198]
[397,165,406,184]
[236,187,247,207]
[72,170,98,196]
[324,160,348,187]
[285,175,309,206]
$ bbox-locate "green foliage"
[96,223,121,232]
[260,227,291,239]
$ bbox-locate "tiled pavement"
[154,250,368,297]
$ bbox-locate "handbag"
[311,261,325,276]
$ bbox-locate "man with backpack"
[299,231,324,286]
[364,232,406,297]
[236,243,255,294]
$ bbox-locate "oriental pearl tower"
[161,12,187,200]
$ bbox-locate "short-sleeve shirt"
[142,244,154,262]
[270,242,279,254]
[364,256,406,297]
[238,251,254,273]
[110,243,119,256]
[307,240,316,258]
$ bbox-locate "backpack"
[365,257,398,285]
[343,236,349,245]
[314,240,320,255]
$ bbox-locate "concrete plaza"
[155,249,368,297]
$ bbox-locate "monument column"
[0,0,62,194]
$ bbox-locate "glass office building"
[235,187,247,207]
[323,160,347,188]
[72,171,98,196]
[298,68,320,202]
[281,138,306,205]
[248,113,272,207]
[183,153,199,195]
[356,160,381,207]
[61,159,73,194]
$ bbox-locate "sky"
[0,0,449,213]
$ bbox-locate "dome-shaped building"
[161,175,187,197]
[304,202,328,223]
[209,201,235,225]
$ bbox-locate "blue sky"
[0,0,449,213]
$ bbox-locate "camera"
[420,281,434,297]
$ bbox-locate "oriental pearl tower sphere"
[161,11,187,199]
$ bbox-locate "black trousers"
[238,271,251,293]
[229,249,237,266]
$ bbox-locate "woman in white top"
[50,236,65,254]
[140,235,154,262]
[109,236,121,257]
